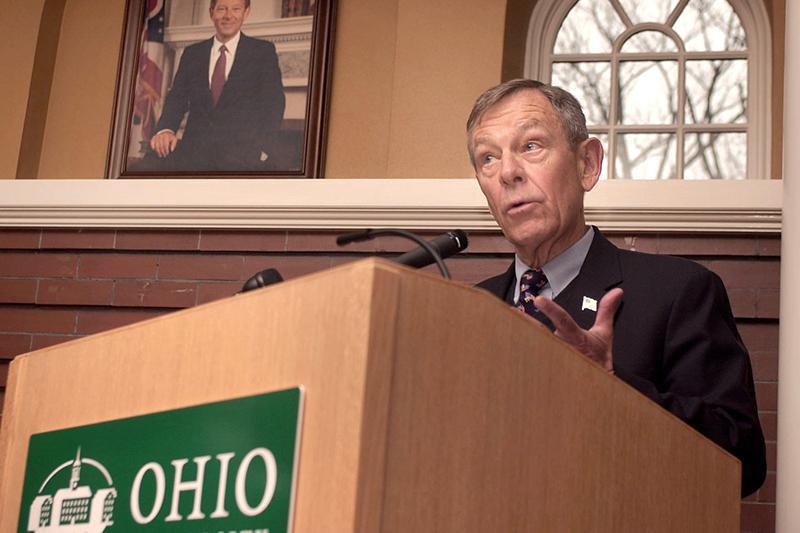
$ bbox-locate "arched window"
[526,0,771,180]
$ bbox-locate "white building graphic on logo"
[28,448,117,533]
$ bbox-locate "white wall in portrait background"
[168,0,283,24]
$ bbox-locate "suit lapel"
[478,261,516,305]
[193,38,215,108]
[217,34,252,107]
[554,230,623,330]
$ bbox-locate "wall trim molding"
[0,179,782,233]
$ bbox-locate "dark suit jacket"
[477,229,766,496]
[154,33,285,171]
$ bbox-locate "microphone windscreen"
[393,230,469,269]
[240,268,284,293]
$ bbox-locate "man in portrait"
[468,79,766,497]
[145,0,286,171]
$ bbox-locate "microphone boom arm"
[336,228,454,279]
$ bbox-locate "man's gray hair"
[466,79,589,166]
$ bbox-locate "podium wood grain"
[0,258,739,532]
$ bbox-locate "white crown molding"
[0,179,782,233]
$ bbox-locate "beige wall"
[765,0,785,180]
[0,0,47,179]
[37,0,126,178]
[2,0,506,180]
[327,1,505,178]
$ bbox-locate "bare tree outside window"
[549,0,748,180]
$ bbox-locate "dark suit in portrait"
[149,33,285,171]
[477,228,767,496]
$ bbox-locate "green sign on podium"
[19,387,303,533]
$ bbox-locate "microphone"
[336,228,374,245]
[240,268,284,293]
[393,230,469,269]
[336,229,469,279]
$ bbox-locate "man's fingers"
[151,137,166,158]
[533,295,584,343]
[532,290,622,372]
[594,288,624,331]
[150,132,177,158]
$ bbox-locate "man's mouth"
[506,200,534,215]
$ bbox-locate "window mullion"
[609,124,746,133]
[551,53,612,62]
[666,0,690,27]
[677,48,686,179]
[608,0,633,29]
[609,48,620,179]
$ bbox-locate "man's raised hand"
[533,288,624,372]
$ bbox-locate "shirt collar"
[214,31,241,56]
[514,226,594,300]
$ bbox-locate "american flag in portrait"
[130,0,165,159]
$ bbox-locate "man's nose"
[499,153,524,185]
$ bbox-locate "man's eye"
[482,154,496,165]
[524,141,537,152]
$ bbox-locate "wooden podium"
[0,259,740,532]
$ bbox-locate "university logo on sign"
[28,448,117,532]
[18,388,302,533]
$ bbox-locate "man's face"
[471,89,601,265]
[210,0,250,42]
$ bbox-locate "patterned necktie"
[517,268,548,317]
[211,45,227,107]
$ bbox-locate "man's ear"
[578,137,603,192]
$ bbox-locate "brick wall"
[0,228,780,532]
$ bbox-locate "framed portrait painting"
[107,0,335,178]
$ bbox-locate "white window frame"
[525,0,772,181]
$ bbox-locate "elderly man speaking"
[469,79,766,497]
